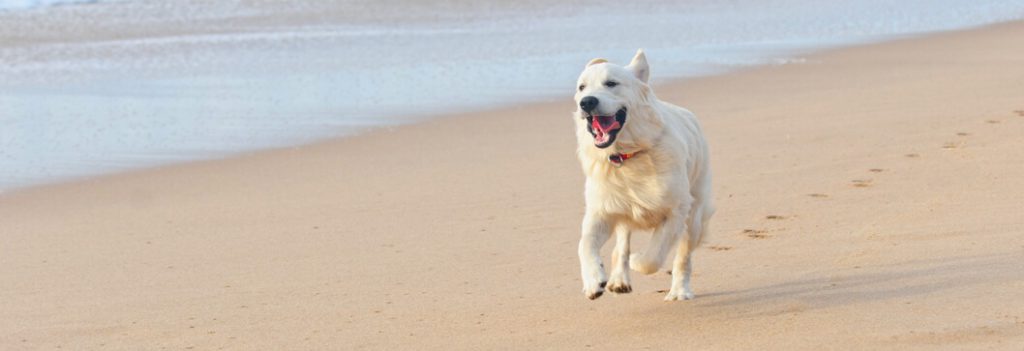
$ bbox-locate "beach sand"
[3,20,1024,350]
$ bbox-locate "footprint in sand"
[743,229,771,239]
[1014,110,1024,117]
[956,132,970,136]
[868,168,885,173]
[808,193,830,198]
[851,179,873,188]
[905,153,920,158]
[765,215,789,220]
[986,119,1001,124]
[942,141,964,150]
[708,245,733,251]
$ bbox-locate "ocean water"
[0,0,99,10]
[2,0,1024,191]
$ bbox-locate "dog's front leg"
[579,212,611,300]
[607,224,632,294]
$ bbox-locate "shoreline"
[5,2,1024,192]
[3,19,1024,350]
[0,20,1015,197]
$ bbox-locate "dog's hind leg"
[665,234,695,301]
[579,213,612,300]
[665,196,713,301]
[607,224,632,294]
[630,208,688,275]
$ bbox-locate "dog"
[573,50,715,301]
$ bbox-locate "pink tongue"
[592,115,620,133]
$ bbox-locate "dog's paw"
[583,281,607,300]
[629,253,660,275]
[606,277,632,294]
[608,283,632,294]
[663,289,695,302]
[581,261,607,300]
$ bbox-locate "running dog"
[573,50,715,301]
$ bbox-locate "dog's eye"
[578,84,586,92]
[604,81,618,88]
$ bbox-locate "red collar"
[608,151,639,167]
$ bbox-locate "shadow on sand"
[693,252,1024,317]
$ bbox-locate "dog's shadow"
[691,252,1023,317]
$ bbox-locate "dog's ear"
[587,58,608,67]
[626,49,649,83]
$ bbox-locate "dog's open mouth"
[585,107,627,148]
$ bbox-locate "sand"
[3,20,1024,350]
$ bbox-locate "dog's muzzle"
[585,107,627,149]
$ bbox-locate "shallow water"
[2,0,1024,191]
[0,0,97,11]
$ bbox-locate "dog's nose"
[579,96,599,113]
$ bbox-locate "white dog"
[573,50,715,301]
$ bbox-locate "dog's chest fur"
[584,155,673,229]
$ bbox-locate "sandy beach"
[3,17,1024,351]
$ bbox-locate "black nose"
[579,96,599,113]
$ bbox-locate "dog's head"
[574,49,655,150]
